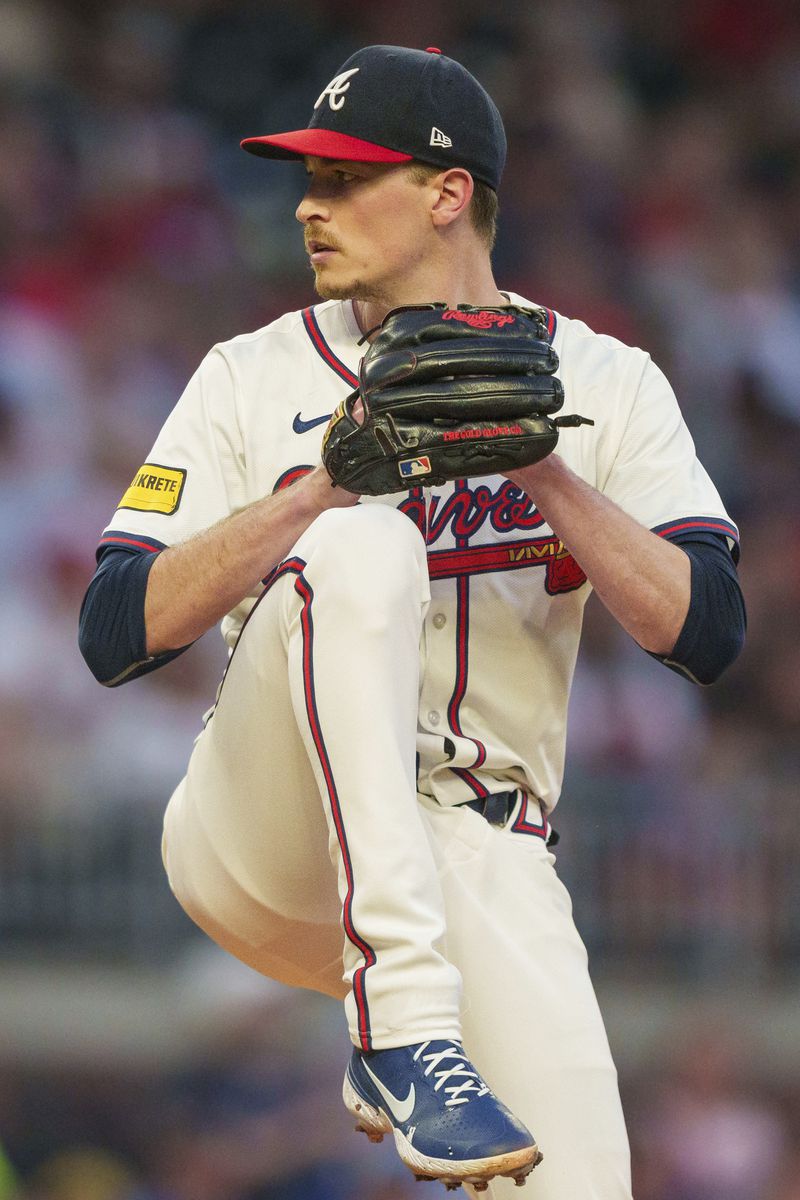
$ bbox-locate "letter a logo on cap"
[430,127,452,148]
[315,67,360,111]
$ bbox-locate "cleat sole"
[343,1064,543,1190]
[393,1131,541,1188]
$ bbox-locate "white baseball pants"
[162,504,632,1199]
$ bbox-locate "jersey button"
[427,710,440,726]
[432,613,446,629]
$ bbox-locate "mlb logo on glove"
[399,457,433,478]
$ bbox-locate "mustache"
[304,226,343,253]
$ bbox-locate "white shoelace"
[413,1042,491,1107]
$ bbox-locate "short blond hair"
[407,161,499,251]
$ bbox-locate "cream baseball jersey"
[99,293,738,813]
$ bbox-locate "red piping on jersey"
[655,518,739,540]
[444,480,489,800]
[98,534,165,554]
[273,464,315,493]
[448,573,489,800]
[302,306,359,388]
[511,793,549,840]
[292,569,375,1050]
[208,555,376,1050]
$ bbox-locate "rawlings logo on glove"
[442,309,517,329]
[321,302,593,496]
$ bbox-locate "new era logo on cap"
[430,127,452,148]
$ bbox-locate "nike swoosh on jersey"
[292,412,332,433]
[362,1062,416,1124]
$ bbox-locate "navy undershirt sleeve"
[651,531,746,685]
[79,547,191,686]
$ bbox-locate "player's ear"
[430,168,474,229]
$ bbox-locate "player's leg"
[419,797,633,1200]
[164,503,462,1037]
[163,503,541,1188]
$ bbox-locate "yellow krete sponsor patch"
[119,463,187,514]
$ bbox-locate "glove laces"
[413,1042,491,1107]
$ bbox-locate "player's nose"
[295,184,330,225]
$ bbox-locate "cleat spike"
[354,1121,384,1143]
[473,1184,489,1193]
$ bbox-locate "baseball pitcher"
[80,45,745,1198]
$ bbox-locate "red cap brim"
[240,129,413,164]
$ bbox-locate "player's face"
[296,159,435,303]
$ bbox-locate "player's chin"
[313,269,372,302]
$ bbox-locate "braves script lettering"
[399,480,545,541]
[273,469,584,592]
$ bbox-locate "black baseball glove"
[320,303,593,496]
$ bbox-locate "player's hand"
[298,464,362,510]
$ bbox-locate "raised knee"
[306,504,426,571]
[298,503,429,611]
[313,502,422,546]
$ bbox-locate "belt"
[465,789,559,845]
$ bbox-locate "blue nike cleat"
[342,1039,542,1190]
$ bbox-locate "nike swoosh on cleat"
[362,1063,416,1124]
[292,412,332,433]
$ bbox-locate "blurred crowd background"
[1,0,799,1196]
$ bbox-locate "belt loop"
[464,789,518,827]
[464,788,561,843]
[483,792,513,826]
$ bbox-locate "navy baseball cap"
[241,45,506,191]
